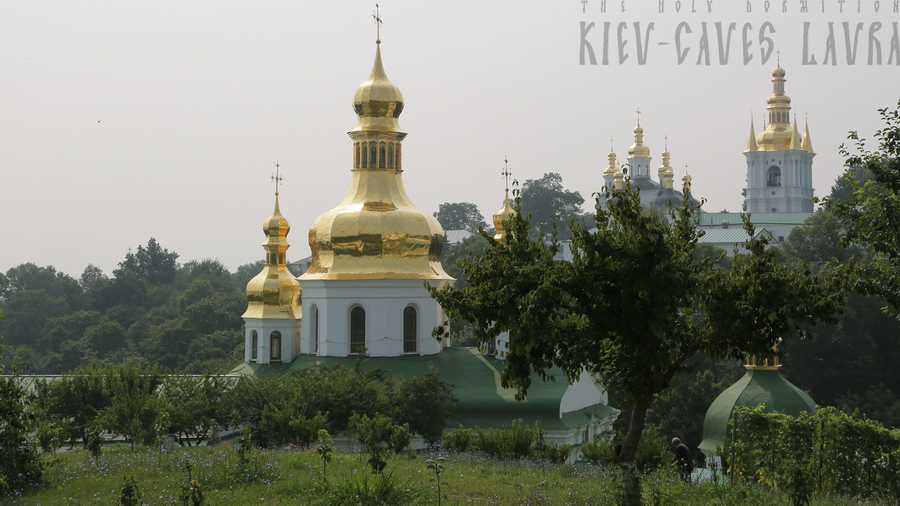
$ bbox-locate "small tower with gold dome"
[493,158,516,245]
[743,65,815,213]
[298,39,453,357]
[242,168,302,364]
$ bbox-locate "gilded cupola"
[493,158,516,244]
[628,123,651,158]
[243,189,302,319]
[755,66,812,152]
[302,42,451,281]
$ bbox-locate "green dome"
[698,369,817,455]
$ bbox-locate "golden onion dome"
[493,189,516,244]
[351,42,405,133]
[604,151,617,177]
[756,65,795,151]
[658,149,671,178]
[243,194,302,319]
[682,172,693,191]
[628,125,651,158]
[302,43,451,281]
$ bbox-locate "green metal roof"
[698,369,817,454]
[234,347,617,431]
[698,212,815,227]
[697,228,771,245]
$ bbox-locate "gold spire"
[243,167,302,319]
[745,119,758,152]
[604,141,617,177]
[756,65,795,151]
[802,119,815,153]
[682,166,692,193]
[493,158,516,244]
[790,118,802,149]
[658,137,671,179]
[303,43,451,281]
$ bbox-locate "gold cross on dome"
[373,3,383,43]
[501,157,512,192]
[271,161,283,195]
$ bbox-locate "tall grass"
[3,445,895,505]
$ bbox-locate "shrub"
[443,425,474,452]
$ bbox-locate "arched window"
[387,144,394,169]
[370,145,378,169]
[403,306,417,353]
[311,305,319,354]
[251,330,258,361]
[355,143,360,168]
[350,306,365,354]
[379,142,386,168]
[270,331,282,362]
[361,142,368,168]
[766,166,782,187]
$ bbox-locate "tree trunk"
[614,401,650,506]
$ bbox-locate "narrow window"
[362,142,368,168]
[370,145,378,168]
[350,306,365,354]
[379,142,386,168]
[403,306,417,353]
[270,331,282,362]
[251,330,258,361]
[387,144,394,169]
[312,306,319,354]
[355,143,360,168]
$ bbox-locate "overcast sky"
[1,0,898,278]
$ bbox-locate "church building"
[234,37,616,448]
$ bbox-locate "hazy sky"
[1,0,898,278]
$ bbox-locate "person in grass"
[671,437,693,482]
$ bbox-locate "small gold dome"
[604,151,617,177]
[243,195,302,319]
[628,125,651,158]
[756,65,796,151]
[493,190,516,244]
[351,43,405,133]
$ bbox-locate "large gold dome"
[302,43,451,281]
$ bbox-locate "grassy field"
[3,445,895,505]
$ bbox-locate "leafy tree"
[441,233,490,288]
[96,365,163,449]
[783,211,859,265]
[0,335,45,493]
[0,263,81,308]
[161,371,234,446]
[430,188,845,505]
[518,173,584,237]
[114,238,179,286]
[827,101,900,309]
[433,202,486,234]
[1,289,70,346]
[830,165,875,203]
[83,320,127,358]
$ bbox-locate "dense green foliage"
[827,101,900,308]
[519,172,586,237]
[433,202,486,234]
[725,405,900,503]
[0,340,45,493]
[0,239,249,374]
[443,419,573,464]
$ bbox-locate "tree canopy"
[518,173,585,237]
[433,202,486,234]
[827,101,900,309]
[430,187,846,504]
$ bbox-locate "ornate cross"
[271,161,283,195]
[373,3,383,43]
[501,157,512,192]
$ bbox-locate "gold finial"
[373,3,383,44]
[636,107,641,126]
[664,134,668,151]
[610,137,614,152]
[271,161,283,196]
[777,47,780,65]
[501,157,512,192]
